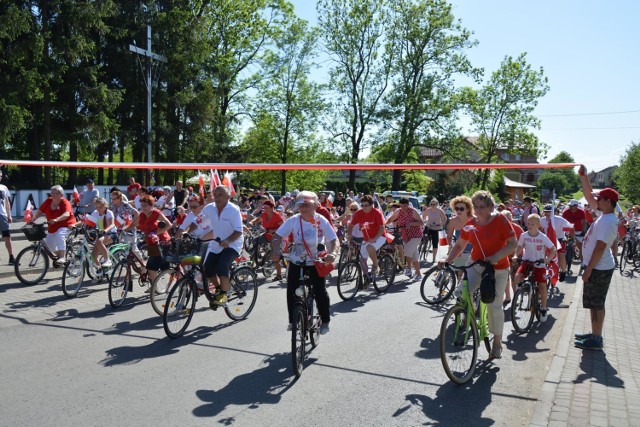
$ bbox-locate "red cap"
[593,187,619,203]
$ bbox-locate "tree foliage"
[615,141,640,203]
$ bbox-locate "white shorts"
[360,235,387,259]
[45,227,69,252]
[403,237,421,260]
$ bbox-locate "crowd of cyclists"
[19,166,632,357]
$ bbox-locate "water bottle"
[195,271,203,288]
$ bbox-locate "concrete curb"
[529,280,582,426]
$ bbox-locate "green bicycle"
[439,261,492,385]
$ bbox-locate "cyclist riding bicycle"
[247,199,284,280]
[346,194,385,284]
[138,194,173,283]
[29,185,77,267]
[109,189,143,267]
[385,197,423,281]
[270,191,338,335]
[86,197,118,269]
[513,213,557,322]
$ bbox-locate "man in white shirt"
[200,185,243,307]
[0,170,14,264]
[574,165,618,351]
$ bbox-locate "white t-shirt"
[582,212,617,270]
[90,209,114,231]
[0,184,9,217]
[276,213,338,266]
[540,215,573,249]
[179,211,212,238]
[156,195,175,217]
[518,231,555,262]
[201,202,243,255]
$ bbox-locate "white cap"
[569,199,580,207]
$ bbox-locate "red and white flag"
[72,186,80,205]
[198,171,206,197]
[210,169,221,188]
[23,200,34,222]
[83,211,99,228]
[114,215,125,228]
[222,171,236,196]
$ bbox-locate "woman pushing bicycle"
[270,191,338,335]
[439,190,517,359]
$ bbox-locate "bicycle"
[107,233,153,308]
[418,233,433,262]
[511,259,548,334]
[14,222,79,285]
[619,225,640,272]
[420,263,457,305]
[290,255,323,378]
[162,240,258,339]
[439,261,492,385]
[378,228,407,274]
[62,227,129,298]
[336,241,395,300]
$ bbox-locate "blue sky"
[290,0,640,173]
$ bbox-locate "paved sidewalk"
[531,267,640,426]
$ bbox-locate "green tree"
[317,0,393,189]
[546,151,579,193]
[538,171,569,196]
[464,53,550,189]
[615,142,640,203]
[379,0,478,190]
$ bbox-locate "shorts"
[0,214,9,237]
[146,255,168,272]
[516,262,547,283]
[359,235,386,259]
[582,268,614,309]
[44,227,69,252]
[558,240,567,254]
[403,237,420,260]
[203,248,239,278]
[104,231,118,244]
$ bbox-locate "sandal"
[489,344,503,360]
[274,275,283,281]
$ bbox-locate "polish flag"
[72,186,80,205]
[23,200,34,222]
[83,211,99,228]
[210,169,221,188]
[222,172,236,196]
[198,171,206,197]
[114,215,125,228]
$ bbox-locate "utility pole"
[129,25,167,186]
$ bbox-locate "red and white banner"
[23,200,34,222]
[72,186,80,205]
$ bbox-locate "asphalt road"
[0,239,577,426]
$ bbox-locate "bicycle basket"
[22,224,46,242]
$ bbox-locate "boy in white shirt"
[513,214,557,322]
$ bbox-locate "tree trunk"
[391,169,403,191]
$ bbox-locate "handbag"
[300,216,334,278]
[472,226,496,304]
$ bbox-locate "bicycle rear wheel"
[337,260,360,301]
[291,305,306,378]
[62,255,86,298]
[15,245,49,285]
[419,236,431,262]
[163,277,197,339]
[619,241,630,273]
[420,266,457,305]
[440,305,478,385]
[151,267,180,316]
[374,254,395,293]
[108,260,130,308]
[511,283,535,334]
[224,266,258,321]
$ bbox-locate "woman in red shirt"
[30,185,76,267]
[138,194,172,283]
[441,190,517,360]
[249,200,284,280]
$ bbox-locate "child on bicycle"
[513,214,557,322]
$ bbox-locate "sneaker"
[574,332,593,340]
[404,268,413,278]
[575,336,603,350]
[212,292,227,306]
[8,255,15,265]
[53,260,65,268]
[287,323,292,331]
[319,324,330,335]
[101,259,113,268]
[540,309,548,323]
[274,275,283,281]
[413,274,422,282]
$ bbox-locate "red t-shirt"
[39,198,76,233]
[562,208,586,232]
[511,222,524,241]
[315,206,334,227]
[261,212,284,232]
[127,183,141,195]
[351,208,385,241]
[139,209,170,242]
[460,214,515,270]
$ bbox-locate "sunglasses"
[350,208,357,212]
[455,206,466,212]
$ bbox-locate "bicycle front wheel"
[163,277,197,339]
[224,266,258,321]
[108,260,131,308]
[15,245,49,285]
[291,305,306,378]
[337,260,360,301]
[511,283,535,334]
[619,241,629,273]
[62,255,86,298]
[374,254,395,293]
[421,266,457,305]
[150,267,180,316]
[440,305,478,385]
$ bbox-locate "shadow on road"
[574,350,624,388]
[394,363,499,425]
[505,316,555,362]
[192,352,295,420]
